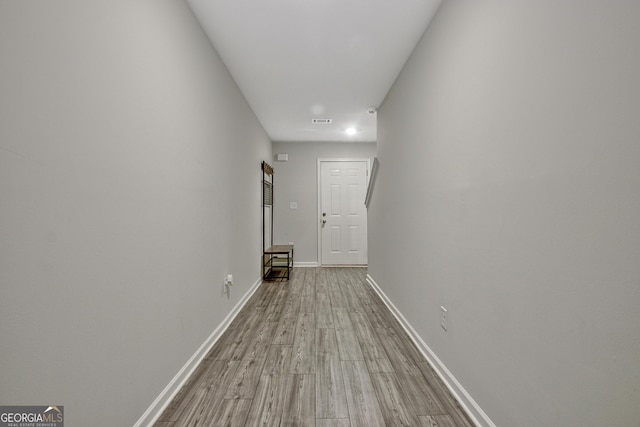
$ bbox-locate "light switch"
[289,202,298,210]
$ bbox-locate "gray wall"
[369,1,640,426]
[0,2,271,426]
[272,142,376,264]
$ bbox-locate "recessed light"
[345,127,357,135]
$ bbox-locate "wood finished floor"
[154,268,474,427]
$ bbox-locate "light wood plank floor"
[155,268,474,427]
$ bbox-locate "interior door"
[320,160,368,265]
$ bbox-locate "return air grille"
[312,118,333,124]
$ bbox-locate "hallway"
[154,268,473,426]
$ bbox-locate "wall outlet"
[223,274,233,296]
[440,306,448,331]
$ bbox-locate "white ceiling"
[187,0,442,143]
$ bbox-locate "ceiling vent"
[312,118,333,124]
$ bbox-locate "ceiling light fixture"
[345,127,357,136]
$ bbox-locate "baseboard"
[366,274,495,427]
[133,276,263,427]
[293,261,319,267]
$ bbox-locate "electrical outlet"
[223,274,233,296]
[440,306,448,331]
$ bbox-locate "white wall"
[0,2,271,426]
[369,1,640,426]
[272,142,376,264]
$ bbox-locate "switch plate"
[440,306,448,331]
[289,202,297,210]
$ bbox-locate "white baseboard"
[366,274,495,427]
[293,261,318,267]
[134,276,263,427]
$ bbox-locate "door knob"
[322,219,327,224]
[322,212,326,217]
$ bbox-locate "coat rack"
[262,161,293,281]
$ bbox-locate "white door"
[319,160,368,265]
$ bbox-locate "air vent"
[312,118,332,124]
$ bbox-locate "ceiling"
[187,0,442,143]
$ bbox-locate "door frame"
[317,158,371,266]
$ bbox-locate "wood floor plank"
[341,270,365,311]
[299,269,316,313]
[156,359,211,422]
[342,282,364,312]
[208,399,252,427]
[169,388,210,426]
[341,360,386,427]
[345,267,369,294]
[370,372,421,426]
[375,326,421,375]
[263,287,288,323]
[210,306,267,362]
[360,295,393,330]
[224,322,277,399]
[316,329,349,419]
[333,306,364,361]
[272,292,300,345]
[290,312,316,373]
[170,360,239,426]
[315,419,351,427]
[245,345,293,426]
[316,288,335,329]
[316,266,329,293]
[419,415,458,427]
[281,374,315,426]
[375,327,446,416]
[349,267,372,291]
[385,321,426,364]
[417,362,475,427]
[327,268,348,308]
[350,311,394,373]
[283,267,302,295]
[252,281,280,309]
[395,369,447,417]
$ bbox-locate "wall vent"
[312,118,332,124]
